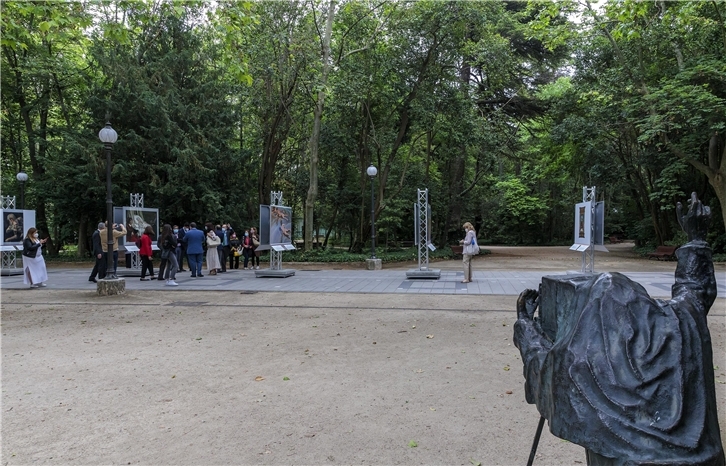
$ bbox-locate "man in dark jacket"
[177,222,188,272]
[88,222,106,283]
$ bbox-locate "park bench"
[647,245,678,261]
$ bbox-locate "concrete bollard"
[97,278,126,296]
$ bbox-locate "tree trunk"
[77,214,89,257]
[304,0,336,251]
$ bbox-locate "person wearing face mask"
[216,223,231,273]
[229,231,241,270]
[241,229,254,270]
[206,222,222,275]
[88,222,106,283]
[249,227,261,270]
[22,227,49,288]
[101,221,126,274]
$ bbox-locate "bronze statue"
[514,193,724,465]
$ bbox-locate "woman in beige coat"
[205,224,222,275]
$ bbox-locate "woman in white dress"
[205,224,221,275]
[22,227,48,288]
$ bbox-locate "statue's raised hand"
[676,192,710,243]
[517,288,539,320]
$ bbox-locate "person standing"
[250,227,261,269]
[216,224,228,273]
[206,224,222,275]
[221,223,234,273]
[88,222,106,282]
[229,232,241,270]
[100,221,127,274]
[139,225,155,281]
[182,222,205,278]
[22,227,48,288]
[177,223,188,272]
[459,222,479,283]
[241,229,254,270]
[159,224,179,286]
[173,225,183,272]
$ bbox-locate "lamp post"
[16,171,28,209]
[99,122,118,279]
[367,164,378,259]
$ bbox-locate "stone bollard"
[366,258,382,270]
[97,278,126,296]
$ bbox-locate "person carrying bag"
[460,222,479,283]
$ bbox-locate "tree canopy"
[2,0,724,256]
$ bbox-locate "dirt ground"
[3,243,725,465]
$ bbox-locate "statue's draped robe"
[514,242,724,465]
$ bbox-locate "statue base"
[406,268,441,279]
[366,258,382,270]
[255,268,296,278]
[97,278,126,296]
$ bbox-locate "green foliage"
[2,0,724,254]
[284,246,489,263]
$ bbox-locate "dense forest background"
[2,0,725,257]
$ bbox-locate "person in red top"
[139,225,155,280]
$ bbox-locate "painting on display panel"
[1,209,36,245]
[123,207,159,245]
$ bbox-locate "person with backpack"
[460,222,479,283]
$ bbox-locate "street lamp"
[16,171,28,209]
[99,122,118,279]
[367,164,378,259]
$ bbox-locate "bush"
[284,246,490,263]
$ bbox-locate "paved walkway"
[3,264,724,298]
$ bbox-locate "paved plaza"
[3,262,724,298]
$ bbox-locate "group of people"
[174,222,261,279]
[89,221,127,282]
[88,221,262,285]
[32,220,477,288]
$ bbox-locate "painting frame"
[1,209,36,246]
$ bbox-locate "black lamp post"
[99,122,118,279]
[367,164,378,259]
[16,171,28,209]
